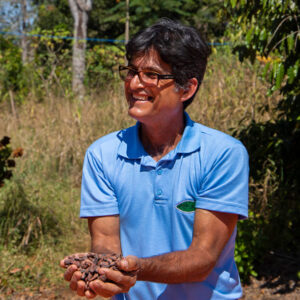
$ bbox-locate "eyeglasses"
[119,65,175,86]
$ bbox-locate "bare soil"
[241,253,300,300]
[1,278,299,300]
[241,277,300,299]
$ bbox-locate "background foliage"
[225,0,300,281]
[32,0,227,40]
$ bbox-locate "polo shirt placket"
[154,164,165,204]
[139,157,173,206]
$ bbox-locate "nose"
[129,72,144,90]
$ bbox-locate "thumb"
[119,255,139,272]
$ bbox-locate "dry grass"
[0,51,278,182]
[189,52,277,129]
[0,50,279,293]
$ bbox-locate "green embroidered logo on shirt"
[176,201,195,212]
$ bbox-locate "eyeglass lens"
[120,68,158,85]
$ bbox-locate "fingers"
[70,271,83,290]
[69,271,87,297]
[85,289,97,299]
[88,268,136,297]
[76,280,86,297]
[89,280,124,298]
[64,264,78,281]
[60,259,66,268]
[103,268,136,288]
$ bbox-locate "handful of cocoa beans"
[64,252,136,290]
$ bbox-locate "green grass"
[0,49,279,294]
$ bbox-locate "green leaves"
[275,63,285,89]
[230,0,237,8]
[287,64,297,84]
[85,44,125,88]
[0,37,23,93]
[262,61,271,78]
[270,61,285,91]
[287,34,294,52]
[226,0,300,282]
[259,28,267,42]
[245,27,254,46]
[226,0,299,97]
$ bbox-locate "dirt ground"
[241,276,300,299]
[1,278,299,300]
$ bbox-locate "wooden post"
[9,90,19,127]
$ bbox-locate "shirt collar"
[117,112,201,160]
[176,112,201,154]
[117,123,146,159]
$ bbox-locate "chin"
[128,107,143,121]
[128,107,151,123]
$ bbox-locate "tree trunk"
[125,0,130,44]
[21,0,28,64]
[68,0,92,100]
[124,0,130,65]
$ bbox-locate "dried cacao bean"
[64,253,136,292]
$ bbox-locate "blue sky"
[0,1,35,31]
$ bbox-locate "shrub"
[0,136,23,187]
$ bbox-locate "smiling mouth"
[131,95,154,102]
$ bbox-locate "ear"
[180,78,198,103]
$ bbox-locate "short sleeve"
[80,149,119,217]
[196,145,249,219]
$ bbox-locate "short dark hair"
[126,18,211,109]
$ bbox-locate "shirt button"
[157,169,162,175]
[157,189,162,196]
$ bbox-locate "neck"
[140,113,185,161]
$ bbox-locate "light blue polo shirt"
[80,113,249,300]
